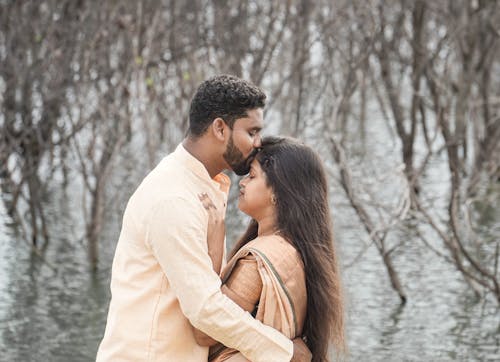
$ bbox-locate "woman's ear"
[211,118,227,141]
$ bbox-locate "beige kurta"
[210,235,307,362]
[96,144,292,362]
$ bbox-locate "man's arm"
[192,284,243,346]
[147,198,293,362]
[192,252,312,362]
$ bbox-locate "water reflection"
[335,188,500,362]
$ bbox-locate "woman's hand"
[198,193,225,275]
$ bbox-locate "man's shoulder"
[126,162,202,218]
[137,156,193,194]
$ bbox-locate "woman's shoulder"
[245,234,304,270]
[246,234,292,251]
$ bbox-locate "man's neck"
[182,137,223,179]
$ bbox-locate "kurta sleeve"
[224,255,262,312]
[146,198,292,362]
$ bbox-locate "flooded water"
[0,124,499,361]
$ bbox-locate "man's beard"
[223,136,253,175]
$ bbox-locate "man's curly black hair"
[188,74,266,137]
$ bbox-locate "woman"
[196,136,346,361]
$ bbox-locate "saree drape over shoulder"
[210,235,307,362]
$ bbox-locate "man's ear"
[211,118,227,141]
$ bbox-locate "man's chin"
[234,153,259,175]
[231,158,253,175]
[232,165,250,176]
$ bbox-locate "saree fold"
[210,235,307,362]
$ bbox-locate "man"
[96,75,310,361]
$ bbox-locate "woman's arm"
[196,193,262,346]
[199,193,225,274]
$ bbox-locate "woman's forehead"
[250,159,263,172]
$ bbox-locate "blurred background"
[1,0,499,361]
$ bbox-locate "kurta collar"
[174,143,231,194]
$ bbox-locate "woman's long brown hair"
[230,136,346,361]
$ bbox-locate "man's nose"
[253,134,262,148]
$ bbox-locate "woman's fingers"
[198,193,224,227]
[198,193,217,211]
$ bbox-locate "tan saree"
[209,235,307,362]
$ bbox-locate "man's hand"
[291,337,312,362]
